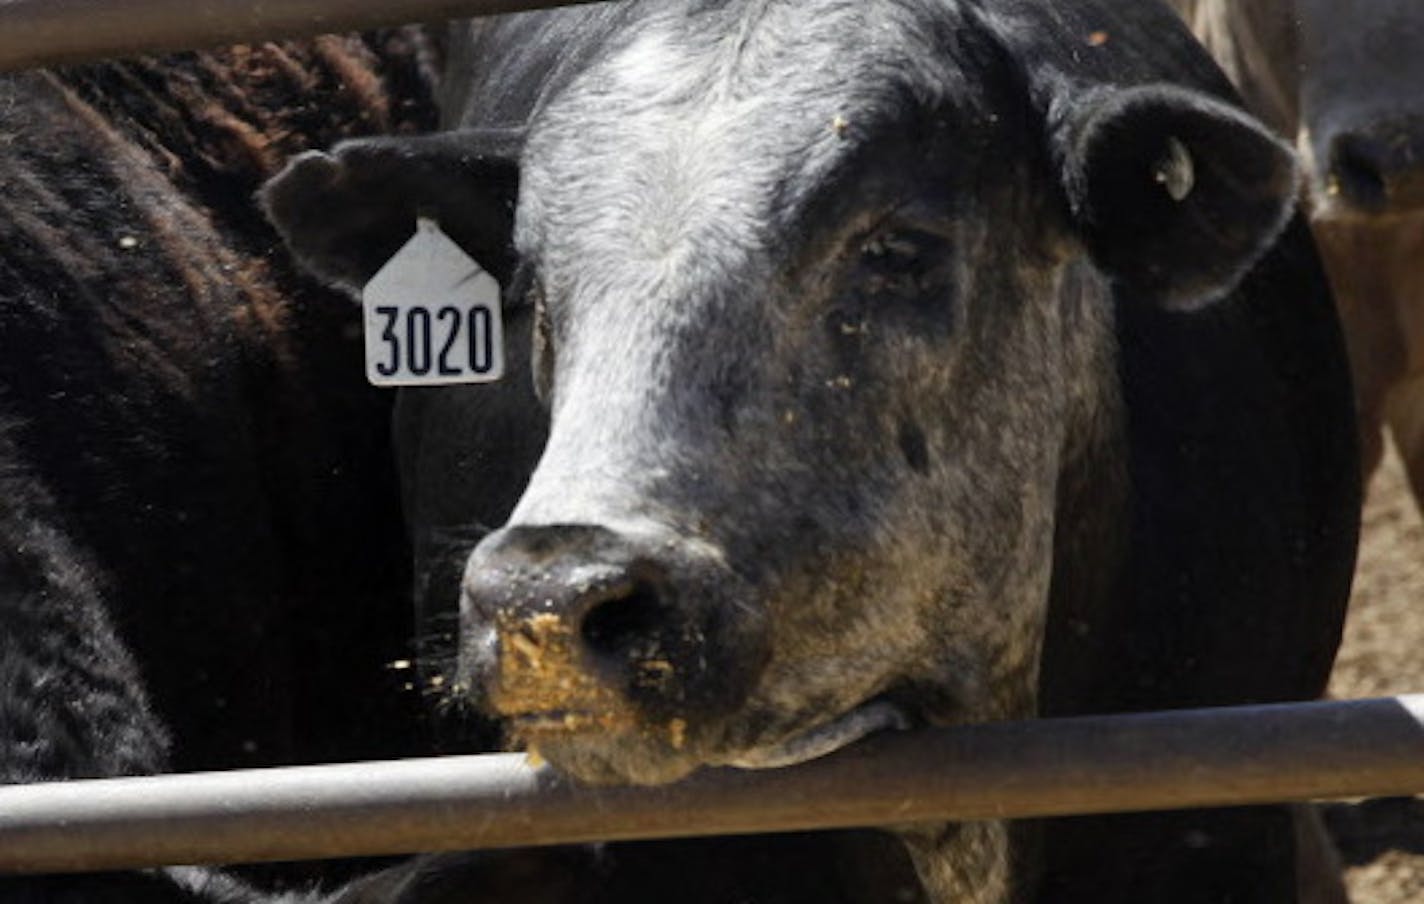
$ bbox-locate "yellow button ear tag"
[361,219,505,387]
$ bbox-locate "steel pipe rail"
[0,0,607,72]
[1,695,1422,874]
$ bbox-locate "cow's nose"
[1326,120,1424,215]
[459,524,765,725]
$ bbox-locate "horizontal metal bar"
[1,695,1422,875]
[0,0,606,73]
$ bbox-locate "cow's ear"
[260,128,522,296]
[1051,84,1298,310]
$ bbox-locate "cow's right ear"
[260,129,522,296]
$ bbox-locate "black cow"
[0,34,439,903]
[267,1,1359,901]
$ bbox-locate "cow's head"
[1176,0,1424,219]
[1295,0,1424,218]
[264,4,1295,787]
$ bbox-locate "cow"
[1170,0,1424,509]
[264,0,1360,901]
[0,33,440,902]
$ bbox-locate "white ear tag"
[362,218,505,387]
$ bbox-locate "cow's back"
[0,33,438,774]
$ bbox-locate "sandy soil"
[1325,443,1424,903]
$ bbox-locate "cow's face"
[264,4,1295,787]
[1293,0,1424,219]
[467,8,1086,786]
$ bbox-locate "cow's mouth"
[506,708,700,785]
[509,708,681,749]
[723,700,912,770]
[501,699,911,783]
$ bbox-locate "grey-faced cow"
[1172,0,1424,506]
[266,1,1360,901]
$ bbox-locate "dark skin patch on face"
[899,420,931,473]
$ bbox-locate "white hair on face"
[519,0,960,282]
[510,1,973,528]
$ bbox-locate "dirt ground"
[1324,443,1424,903]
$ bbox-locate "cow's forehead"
[516,0,981,279]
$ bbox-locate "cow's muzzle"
[459,523,768,773]
[1321,115,1424,217]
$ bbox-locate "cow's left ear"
[260,128,522,296]
[1052,84,1298,310]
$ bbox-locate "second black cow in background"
[0,33,436,903]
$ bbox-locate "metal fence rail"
[1,695,1422,875]
[0,0,607,72]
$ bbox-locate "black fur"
[0,34,438,902]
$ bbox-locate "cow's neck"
[898,820,1016,904]
[888,263,1124,904]
[1038,264,1131,720]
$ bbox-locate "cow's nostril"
[1330,135,1390,212]
[466,525,761,719]
[579,580,671,664]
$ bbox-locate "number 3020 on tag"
[362,219,505,387]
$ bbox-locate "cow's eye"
[858,228,950,296]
